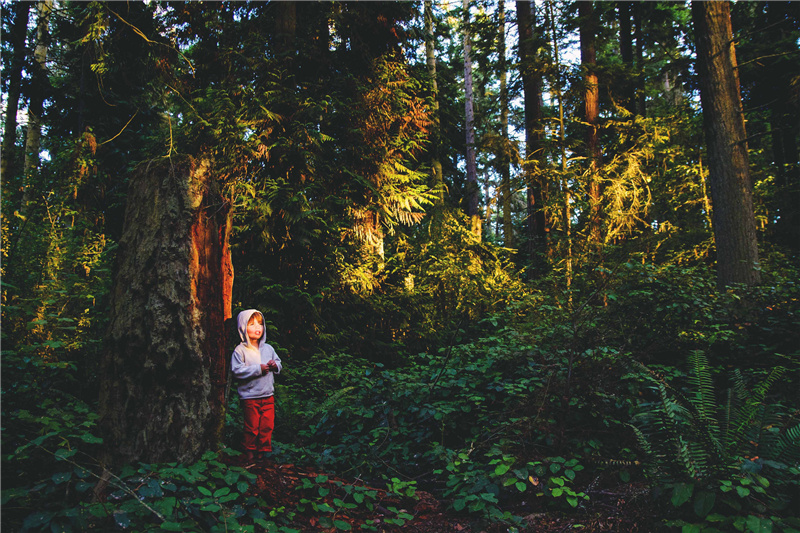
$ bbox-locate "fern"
[629,354,795,486]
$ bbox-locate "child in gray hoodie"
[231,309,282,462]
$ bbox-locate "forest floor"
[229,455,660,533]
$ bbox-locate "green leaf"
[567,496,578,507]
[736,486,751,498]
[334,520,352,531]
[224,470,240,485]
[79,433,103,444]
[198,486,212,496]
[23,511,53,530]
[161,522,183,531]
[693,490,715,517]
[494,464,510,476]
[745,515,773,533]
[515,481,527,492]
[114,511,131,528]
[671,483,694,507]
[52,471,72,484]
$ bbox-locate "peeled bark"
[692,1,760,287]
[98,156,233,466]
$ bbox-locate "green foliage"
[629,351,799,531]
[2,397,275,533]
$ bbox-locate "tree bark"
[691,0,760,287]
[463,0,480,236]
[425,0,445,204]
[517,0,547,262]
[580,1,603,244]
[98,155,233,466]
[633,2,646,117]
[498,1,513,247]
[22,0,53,212]
[618,2,636,115]
[1,1,31,180]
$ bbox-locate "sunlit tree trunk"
[463,0,480,237]
[580,1,603,245]
[1,1,30,181]
[498,1,513,247]
[425,0,445,204]
[22,0,53,213]
[692,0,760,287]
[98,156,233,465]
[517,0,547,264]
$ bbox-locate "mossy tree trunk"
[98,155,233,466]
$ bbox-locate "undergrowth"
[2,261,799,531]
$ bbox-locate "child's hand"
[260,364,270,374]
[266,360,279,371]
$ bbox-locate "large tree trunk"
[517,0,547,264]
[1,1,31,180]
[22,0,52,212]
[580,1,603,245]
[98,155,233,466]
[463,0,480,236]
[692,1,760,287]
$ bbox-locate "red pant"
[242,396,275,453]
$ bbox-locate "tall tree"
[98,156,232,465]
[21,0,53,212]
[463,0,480,235]
[517,0,547,262]
[691,0,760,287]
[1,1,31,180]
[498,1,513,247]
[617,2,636,115]
[579,0,603,244]
[425,0,445,204]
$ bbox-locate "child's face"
[246,318,263,344]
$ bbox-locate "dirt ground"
[232,455,661,533]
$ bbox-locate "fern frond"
[774,422,800,465]
[687,351,717,428]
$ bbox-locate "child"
[231,309,282,462]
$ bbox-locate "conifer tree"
[692,0,761,287]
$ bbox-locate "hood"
[237,309,266,346]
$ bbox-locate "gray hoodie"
[231,309,282,399]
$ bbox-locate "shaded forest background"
[1,1,799,532]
